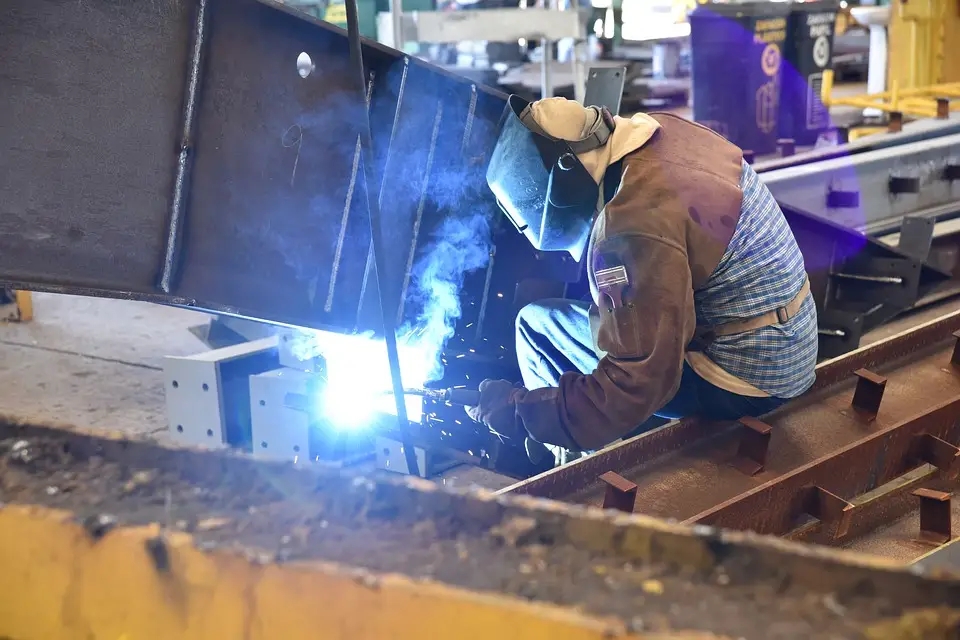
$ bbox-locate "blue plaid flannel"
[693,161,818,398]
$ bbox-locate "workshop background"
[5,0,960,637]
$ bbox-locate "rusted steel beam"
[501,310,960,505]
[812,310,960,390]
[684,397,960,535]
[730,417,772,476]
[599,471,637,513]
[788,466,945,545]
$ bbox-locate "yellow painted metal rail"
[3,419,960,639]
[821,70,960,120]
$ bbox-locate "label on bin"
[760,44,782,77]
[806,12,835,69]
[812,36,830,68]
[753,17,785,135]
[806,73,829,130]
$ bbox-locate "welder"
[467,95,818,464]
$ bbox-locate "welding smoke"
[405,212,492,381]
[278,61,497,428]
[288,207,492,429]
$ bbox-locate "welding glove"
[465,378,527,443]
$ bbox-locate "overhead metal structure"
[501,310,960,564]
[1,0,506,335]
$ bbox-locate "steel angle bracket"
[780,203,951,356]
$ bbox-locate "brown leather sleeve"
[514,231,697,450]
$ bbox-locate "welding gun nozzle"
[395,387,481,406]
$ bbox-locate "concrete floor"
[0,293,209,440]
[2,291,959,447]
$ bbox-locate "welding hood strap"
[485,95,613,262]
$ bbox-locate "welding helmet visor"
[486,95,613,262]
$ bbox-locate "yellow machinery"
[822,0,960,125]
[0,290,32,323]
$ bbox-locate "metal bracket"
[851,368,887,421]
[249,369,315,462]
[817,310,865,360]
[600,471,638,513]
[376,436,458,478]
[583,66,627,115]
[730,417,772,477]
[163,337,280,451]
[915,433,960,476]
[831,257,922,313]
[803,486,854,539]
[897,216,935,262]
[913,488,952,545]
[950,330,960,368]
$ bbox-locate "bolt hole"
[172,380,179,388]
[297,52,314,78]
[177,425,184,433]
[382,447,391,457]
[293,445,300,453]
[202,383,209,392]
[206,429,213,437]
[261,441,269,449]
[259,399,266,406]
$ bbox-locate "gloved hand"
[465,379,526,442]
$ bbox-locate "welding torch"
[398,387,482,406]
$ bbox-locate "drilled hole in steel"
[172,380,179,388]
[206,429,214,437]
[259,400,266,406]
[202,383,209,392]
[176,425,183,433]
[261,441,269,449]
[297,52,315,78]
[293,445,300,453]
[382,448,391,457]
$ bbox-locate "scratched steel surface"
[0,0,507,333]
[0,0,191,291]
[504,316,960,528]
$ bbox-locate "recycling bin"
[689,1,791,155]
[779,0,840,145]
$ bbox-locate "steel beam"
[762,134,960,232]
[684,397,960,535]
[501,310,960,506]
[0,0,505,335]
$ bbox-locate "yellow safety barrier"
[0,505,667,640]
[820,69,960,120]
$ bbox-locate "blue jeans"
[515,299,787,438]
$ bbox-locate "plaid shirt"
[694,161,818,398]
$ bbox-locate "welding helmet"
[486,95,615,263]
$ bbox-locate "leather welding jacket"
[511,113,747,451]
